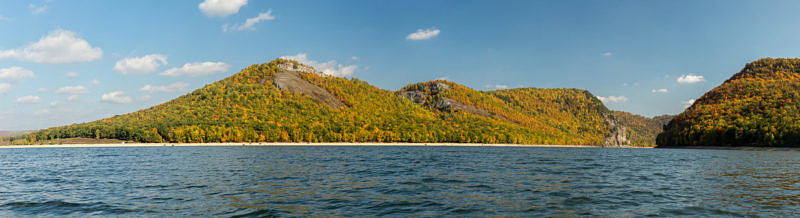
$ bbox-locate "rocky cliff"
[603,113,630,146]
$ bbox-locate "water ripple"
[0,146,799,216]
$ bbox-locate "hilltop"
[11,59,664,146]
[657,58,800,147]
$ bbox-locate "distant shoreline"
[0,142,629,149]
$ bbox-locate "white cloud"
[223,10,275,32]
[351,56,359,60]
[67,95,80,101]
[113,54,168,75]
[0,29,102,64]
[36,88,46,93]
[0,83,10,94]
[603,52,613,56]
[33,109,51,116]
[140,82,190,93]
[50,93,81,107]
[199,0,247,17]
[597,96,628,104]
[160,62,230,77]
[92,79,101,85]
[65,72,79,78]
[651,88,669,93]
[29,3,47,15]
[0,67,35,82]
[485,84,509,90]
[55,86,89,95]
[16,95,41,104]
[49,87,85,106]
[280,53,357,77]
[682,99,696,108]
[406,28,440,40]
[101,91,132,104]
[0,14,8,21]
[623,82,640,87]
[139,95,152,102]
[677,74,705,84]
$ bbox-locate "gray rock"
[603,113,630,146]
[273,69,346,108]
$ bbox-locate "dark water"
[0,146,798,217]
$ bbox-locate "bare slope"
[273,66,345,108]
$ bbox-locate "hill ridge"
[7,58,664,146]
[658,58,800,147]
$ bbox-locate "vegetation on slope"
[611,111,672,147]
[399,81,614,145]
[8,58,665,146]
[657,58,800,147]
[13,59,607,145]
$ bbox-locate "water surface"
[0,146,798,217]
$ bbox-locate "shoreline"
[0,142,623,149]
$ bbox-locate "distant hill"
[16,59,661,146]
[611,111,672,147]
[399,81,618,145]
[657,58,800,147]
[0,131,31,137]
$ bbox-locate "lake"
[0,146,798,217]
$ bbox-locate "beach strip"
[0,142,609,149]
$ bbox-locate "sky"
[2,0,800,130]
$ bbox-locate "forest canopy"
[8,59,664,146]
[657,58,800,147]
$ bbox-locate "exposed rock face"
[397,91,428,104]
[603,113,630,146]
[398,82,493,117]
[277,62,316,74]
[272,64,346,108]
[434,98,494,117]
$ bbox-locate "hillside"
[611,111,672,147]
[14,58,658,146]
[657,58,800,147]
[398,81,618,145]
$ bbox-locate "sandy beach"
[0,142,608,149]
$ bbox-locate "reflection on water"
[0,146,798,216]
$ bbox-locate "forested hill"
[657,58,800,147]
[13,58,663,146]
[611,111,672,147]
[399,81,615,145]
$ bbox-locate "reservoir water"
[0,146,798,217]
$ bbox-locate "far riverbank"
[0,142,629,149]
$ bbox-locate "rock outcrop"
[272,63,346,108]
[398,82,493,117]
[603,113,630,147]
[277,62,316,74]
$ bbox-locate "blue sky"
[1,0,800,130]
